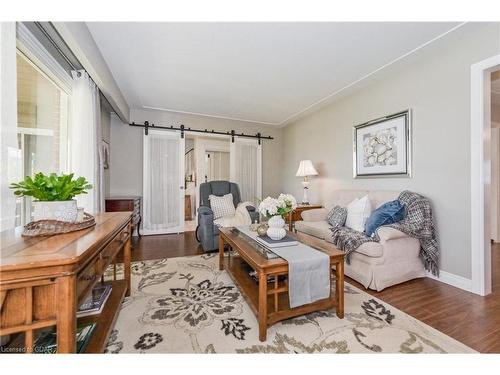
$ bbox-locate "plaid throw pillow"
[209,193,236,219]
[327,205,347,228]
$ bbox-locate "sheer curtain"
[0,22,18,231]
[230,139,262,205]
[143,131,184,234]
[70,70,104,214]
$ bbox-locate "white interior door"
[230,138,262,206]
[491,126,500,242]
[143,130,185,235]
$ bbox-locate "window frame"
[15,23,73,225]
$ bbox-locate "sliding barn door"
[143,130,185,234]
[230,138,262,206]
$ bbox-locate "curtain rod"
[34,22,79,71]
[129,121,273,144]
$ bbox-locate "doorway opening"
[204,150,230,183]
[183,134,262,232]
[471,54,500,296]
[183,135,231,232]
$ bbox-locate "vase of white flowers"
[266,215,286,240]
[258,193,297,240]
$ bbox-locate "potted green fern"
[10,173,92,222]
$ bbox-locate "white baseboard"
[426,270,473,293]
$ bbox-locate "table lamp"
[295,160,318,205]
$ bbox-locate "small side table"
[105,197,142,237]
[286,204,322,231]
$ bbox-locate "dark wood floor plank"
[129,232,500,353]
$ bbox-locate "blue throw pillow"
[364,200,405,237]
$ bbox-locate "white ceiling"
[87,22,462,126]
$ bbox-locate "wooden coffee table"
[218,227,344,341]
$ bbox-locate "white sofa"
[295,190,425,291]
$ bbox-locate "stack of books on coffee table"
[254,234,298,248]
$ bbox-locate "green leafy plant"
[10,173,92,201]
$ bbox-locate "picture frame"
[353,109,412,178]
[102,140,110,170]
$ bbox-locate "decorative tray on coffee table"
[22,213,96,237]
[230,227,280,259]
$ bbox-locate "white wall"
[110,108,283,198]
[109,113,143,196]
[282,23,500,280]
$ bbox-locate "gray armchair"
[196,181,259,252]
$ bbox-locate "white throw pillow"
[345,195,372,232]
[209,193,236,219]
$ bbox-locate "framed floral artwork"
[353,110,412,178]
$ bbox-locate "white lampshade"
[295,160,318,177]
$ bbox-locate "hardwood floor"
[348,244,500,353]
[126,232,500,353]
[117,231,203,263]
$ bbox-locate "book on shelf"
[248,270,287,284]
[33,323,97,354]
[77,284,112,317]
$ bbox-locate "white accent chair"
[294,190,425,291]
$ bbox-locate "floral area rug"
[104,254,474,354]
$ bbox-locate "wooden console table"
[0,212,132,353]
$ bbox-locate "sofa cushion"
[323,230,383,257]
[209,193,236,219]
[295,220,331,239]
[324,190,399,212]
[345,195,371,232]
[324,190,368,210]
[326,205,347,227]
[365,200,405,237]
[376,226,409,241]
[301,208,328,222]
[355,241,384,257]
[368,190,400,211]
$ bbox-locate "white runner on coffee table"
[237,226,330,308]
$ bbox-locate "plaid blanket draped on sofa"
[330,190,439,276]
